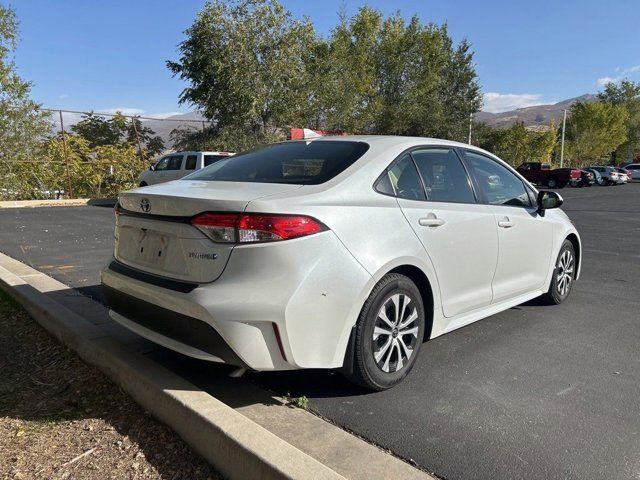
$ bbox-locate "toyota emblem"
[140,198,151,213]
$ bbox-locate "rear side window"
[387,154,426,201]
[464,151,531,207]
[167,155,183,170]
[204,154,228,167]
[185,155,197,170]
[187,141,369,185]
[411,149,475,203]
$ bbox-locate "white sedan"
[102,137,581,390]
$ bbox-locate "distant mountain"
[142,112,208,145]
[476,94,597,129]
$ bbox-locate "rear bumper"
[101,230,373,371]
[103,284,247,367]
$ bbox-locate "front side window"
[154,157,170,171]
[387,154,426,201]
[167,155,183,170]
[464,151,531,207]
[411,148,475,204]
[187,141,369,185]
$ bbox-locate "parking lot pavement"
[1,183,639,480]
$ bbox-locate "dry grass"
[0,291,220,480]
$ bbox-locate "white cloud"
[98,107,146,116]
[482,92,546,113]
[58,93,69,99]
[596,76,616,87]
[596,64,640,87]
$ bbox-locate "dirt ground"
[0,290,220,480]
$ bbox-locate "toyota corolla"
[101,136,581,390]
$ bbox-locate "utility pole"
[131,117,145,162]
[58,110,73,199]
[468,112,473,144]
[560,109,567,168]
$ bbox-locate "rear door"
[391,147,498,318]
[462,149,552,302]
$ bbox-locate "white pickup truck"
[139,151,235,186]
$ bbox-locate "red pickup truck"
[516,162,581,189]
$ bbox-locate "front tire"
[541,240,576,305]
[349,274,425,391]
[546,177,558,188]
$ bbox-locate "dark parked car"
[576,169,595,187]
[585,168,605,186]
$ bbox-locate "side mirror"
[537,190,563,216]
[149,164,155,171]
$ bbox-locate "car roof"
[304,135,495,156]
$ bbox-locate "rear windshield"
[184,141,369,185]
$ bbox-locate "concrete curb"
[0,198,116,208]
[0,253,344,480]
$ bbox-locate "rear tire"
[349,273,425,391]
[541,240,576,305]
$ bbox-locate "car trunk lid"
[114,180,302,283]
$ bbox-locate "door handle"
[419,214,445,227]
[498,217,514,228]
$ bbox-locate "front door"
[390,148,499,318]
[462,150,553,302]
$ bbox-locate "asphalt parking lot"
[1,183,639,480]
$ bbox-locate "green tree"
[475,122,557,166]
[0,5,50,165]
[70,113,122,148]
[71,112,164,155]
[167,0,317,144]
[597,79,640,163]
[167,1,482,147]
[564,101,628,166]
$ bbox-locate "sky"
[7,0,640,117]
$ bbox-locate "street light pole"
[468,112,473,144]
[560,109,567,168]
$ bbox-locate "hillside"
[476,94,596,128]
[137,94,598,144]
[141,112,208,144]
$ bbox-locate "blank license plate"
[137,230,169,267]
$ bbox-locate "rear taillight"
[191,213,327,244]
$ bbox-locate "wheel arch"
[565,233,581,280]
[387,264,435,342]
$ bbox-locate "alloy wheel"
[556,249,574,296]
[372,293,419,373]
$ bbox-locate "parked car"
[589,166,620,185]
[139,151,235,186]
[576,169,595,187]
[585,168,605,186]
[623,163,640,180]
[517,162,581,188]
[102,137,581,390]
[614,167,630,184]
